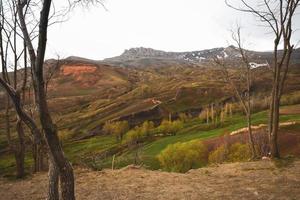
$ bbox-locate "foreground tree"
[226,0,300,158]
[17,0,75,199]
[214,27,256,158]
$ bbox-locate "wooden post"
[112,154,115,170]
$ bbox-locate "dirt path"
[1,160,300,200]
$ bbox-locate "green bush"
[208,143,251,164]
[157,140,208,173]
[124,128,145,145]
[158,119,183,136]
[103,121,129,142]
[140,121,155,136]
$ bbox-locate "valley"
[1,47,300,175]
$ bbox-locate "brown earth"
[1,160,300,200]
[280,104,300,115]
[61,65,98,76]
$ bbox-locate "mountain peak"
[121,47,171,59]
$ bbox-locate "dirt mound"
[1,160,300,200]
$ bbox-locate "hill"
[104,46,300,68]
[1,46,300,176]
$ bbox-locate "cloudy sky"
[46,0,300,60]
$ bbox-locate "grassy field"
[1,104,300,176]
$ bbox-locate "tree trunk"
[270,96,280,158]
[206,108,209,124]
[44,127,75,200]
[17,0,76,198]
[15,119,26,178]
[247,114,256,159]
[268,88,275,141]
[32,142,45,172]
[211,104,214,124]
[5,94,11,147]
[48,155,59,200]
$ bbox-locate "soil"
[1,160,300,200]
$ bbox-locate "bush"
[227,143,251,162]
[140,121,155,136]
[208,143,251,164]
[157,140,208,173]
[123,121,155,146]
[179,113,190,122]
[103,121,129,142]
[158,119,183,136]
[124,128,145,145]
[208,145,228,164]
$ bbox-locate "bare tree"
[17,0,75,199]
[226,0,300,158]
[1,0,104,198]
[214,27,256,158]
[0,0,36,178]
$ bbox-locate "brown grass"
[1,160,300,200]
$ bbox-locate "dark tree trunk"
[247,114,256,158]
[45,131,75,200]
[17,1,75,198]
[48,155,59,200]
[5,94,11,147]
[270,96,280,158]
[32,142,46,172]
[15,119,26,178]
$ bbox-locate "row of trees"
[103,119,184,144]
[199,103,234,125]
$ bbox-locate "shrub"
[208,145,228,164]
[124,128,145,145]
[157,140,208,173]
[179,113,189,122]
[208,143,251,164]
[158,119,183,136]
[227,143,251,162]
[140,121,155,136]
[103,121,129,142]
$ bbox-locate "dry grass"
[1,160,300,200]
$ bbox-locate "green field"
[1,104,300,176]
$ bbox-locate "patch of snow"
[249,62,268,69]
[223,51,228,58]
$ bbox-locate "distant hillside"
[1,46,300,139]
[104,46,300,68]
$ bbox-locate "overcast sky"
[46,0,300,60]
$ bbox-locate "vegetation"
[157,140,207,173]
[157,119,183,136]
[209,143,251,164]
[103,121,129,142]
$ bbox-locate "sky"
[46,0,300,60]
